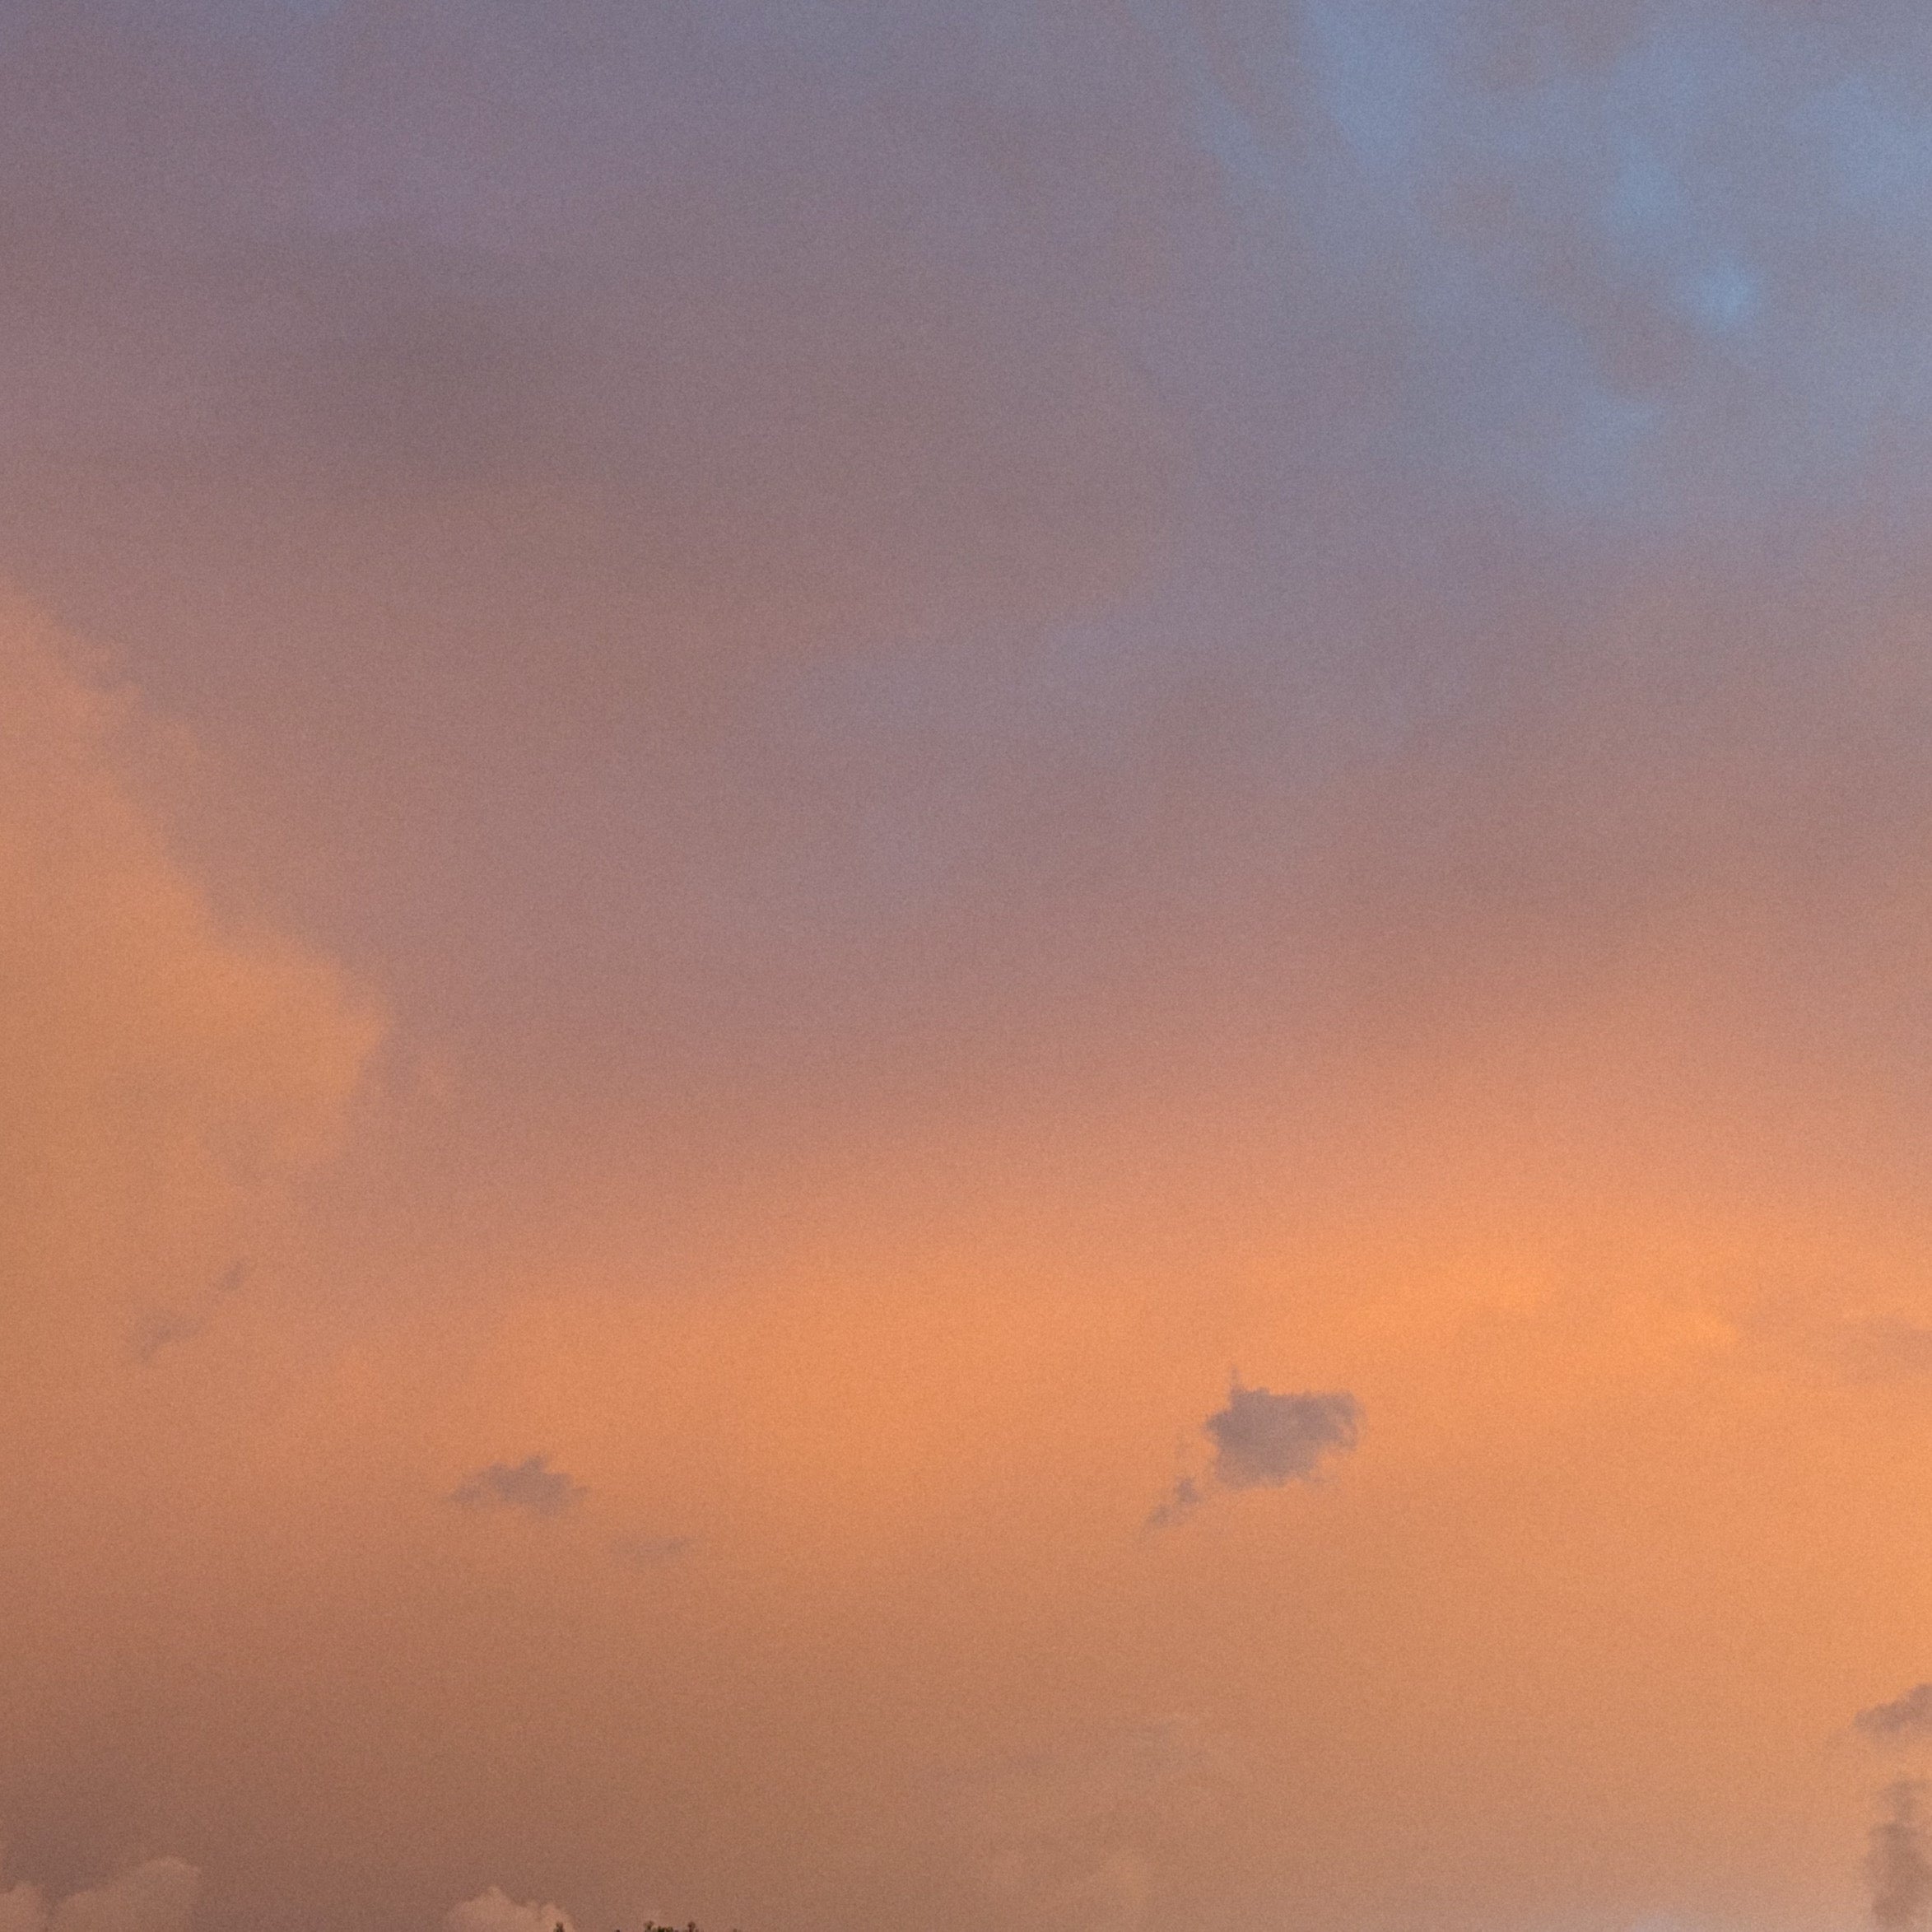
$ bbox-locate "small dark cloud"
[610,1534,695,1571]
[450,1455,586,1520]
[1869,1781,1932,1929]
[1151,1380,1362,1528]
[1208,1383,1361,1489]
[1861,1688,1932,1744]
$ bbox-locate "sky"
[11,3,1932,1930]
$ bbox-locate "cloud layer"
[12,6,1932,1932]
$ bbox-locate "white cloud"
[445,1886,575,1932]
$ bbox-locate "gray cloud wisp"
[1870,1781,1932,1930]
[449,1455,586,1520]
[1860,1688,1932,1744]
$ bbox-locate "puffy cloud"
[1861,1688,1932,1743]
[1152,1382,1360,1525]
[449,1455,586,1520]
[1206,1383,1362,1489]
[445,1888,574,1932]
[1869,1782,1932,1930]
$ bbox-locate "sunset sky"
[11,5,1932,1931]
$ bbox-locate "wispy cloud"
[449,1455,586,1520]
[1869,1781,1932,1929]
[133,1261,251,1363]
[1860,1688,1932,1744]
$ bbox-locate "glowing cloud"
[445,1889,575,1932]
